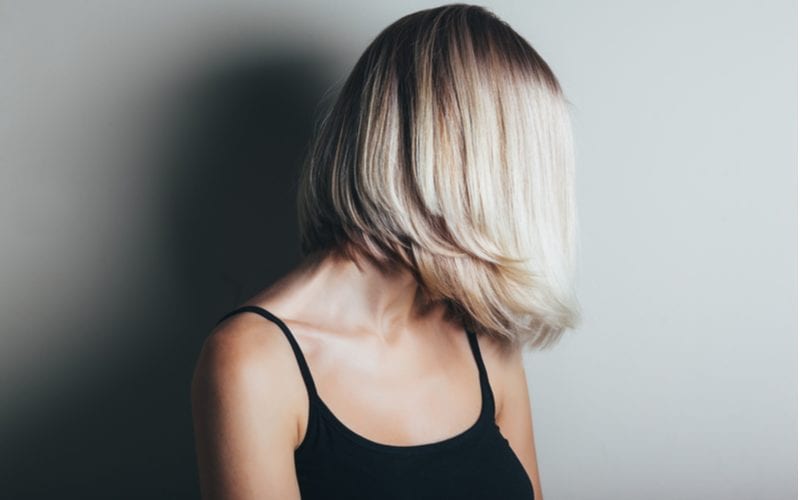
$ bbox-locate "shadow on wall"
[1,48,335,499]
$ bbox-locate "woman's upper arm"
[495,347,542,499]
[477,334,542,500]
[191,319,303,500]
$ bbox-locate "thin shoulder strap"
[465,326,496,415]
[216,305,319,399]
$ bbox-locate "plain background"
[0,1,796,499]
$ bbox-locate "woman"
[191,3,580,499]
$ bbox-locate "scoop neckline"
[308,374,491,455]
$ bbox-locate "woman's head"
[296,3,581,350]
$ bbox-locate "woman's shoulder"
[473,329,525,420]
[202,309,295,375]
[191,309,308,497]
[192,307,309,439]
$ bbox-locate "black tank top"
[215,305,535,499]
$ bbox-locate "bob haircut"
[296,3,581,351]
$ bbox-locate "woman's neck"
[263,247,439,344]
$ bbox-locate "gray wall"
[1,1,795,499]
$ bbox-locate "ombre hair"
[296,3,581,351]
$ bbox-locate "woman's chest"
[294,421,534,500]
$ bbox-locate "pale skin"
[191,248,543,499]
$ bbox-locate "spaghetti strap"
[465,327,496,417]
[215,305,319,399]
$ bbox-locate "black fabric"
[215,305,534,499]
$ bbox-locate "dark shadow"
[0,48,337,499]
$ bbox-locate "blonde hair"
[296,3,581,351]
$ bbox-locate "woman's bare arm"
[477,335,542,500]
[191,318,304,500]
[495,347,542,499]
